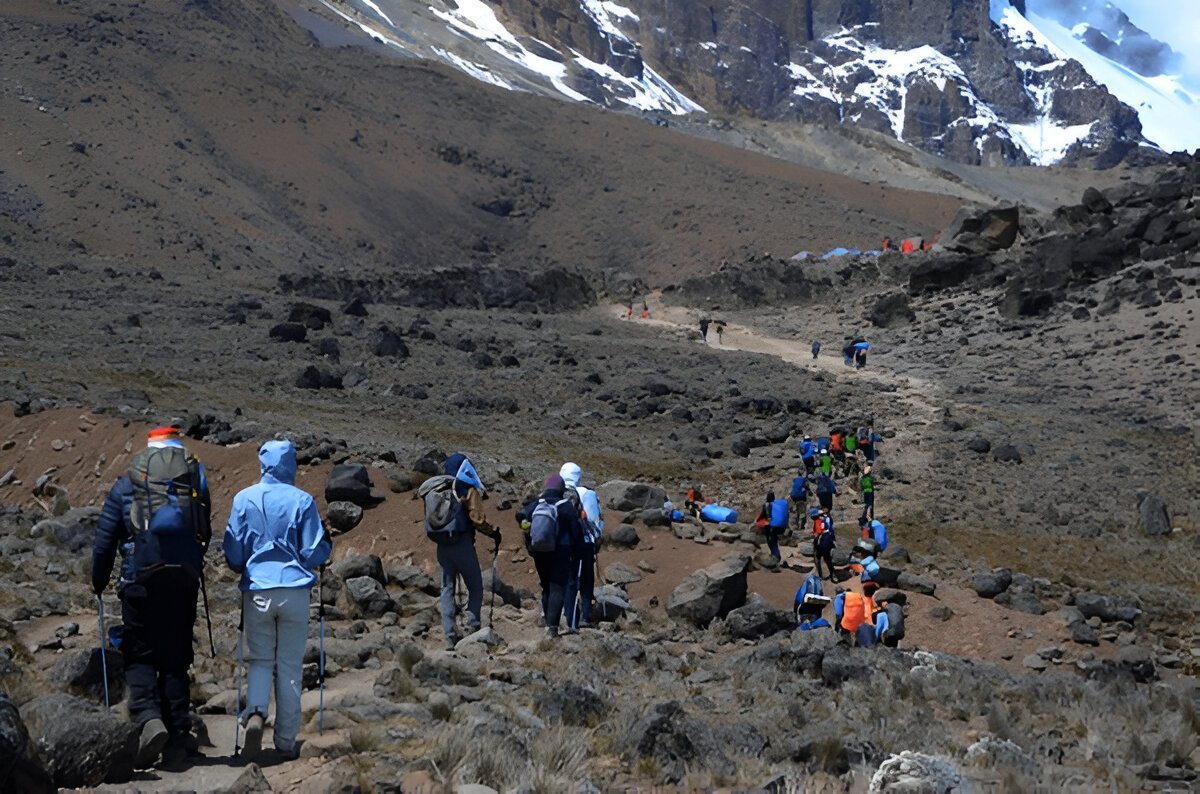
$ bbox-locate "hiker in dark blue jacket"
[518,474,584,638]
[789,473,810,533]
[92,427,212,768]
[811,340,821,359]
[816,472,838,511]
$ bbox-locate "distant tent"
[901,236,924,253]
[822,247,852,259]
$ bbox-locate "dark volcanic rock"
[288,302,332,330]
[343,576,395,618]
[331,551,386,585]
[295,365,343,390]
[1135,491,1171,536]
[666,553,750,627]
[598,480,668,511]
[868,292,916,327]
[326,500,364,533]
[938,205,1020,253]
[1074,592,1140,623]
[972,568,1012,599]
[324,464,382,507]
[725,595,794,640]
[269,322,307,342]
[0,695,53,794]
[22,694,137,787]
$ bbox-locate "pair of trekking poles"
[94,567,219,711]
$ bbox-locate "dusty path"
[601,295,946,475]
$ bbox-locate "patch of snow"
[601,2,639,22]
[431,47,514,89]
[699,41,718,50]
[573,54,705,113]
[358,0,395,27]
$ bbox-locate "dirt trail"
[604,295,945,473]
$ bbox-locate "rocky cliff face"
[325,0,1160,167]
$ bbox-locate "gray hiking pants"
[437,538,482,641]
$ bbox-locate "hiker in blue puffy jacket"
[798,434,816,475]
[560,462,602,630]
[223,439,331,760]
[756,490,789,562]
[517,474,585,638]
[92,426,212,768]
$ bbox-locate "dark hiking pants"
[120,572,198,740]
[565,542,596,629]
[533,546,572,633]
[437,538,483,641]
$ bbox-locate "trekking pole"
[198,567,216,658]
[318,565,326,736]
[96,595,110,709]
[487,543,499,628]
[234,603,244,757]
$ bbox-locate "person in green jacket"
[860,465,875,521]
[819,448,833,476]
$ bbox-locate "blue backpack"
[795,573,823,605]
[769,499,788,527]
[529,499,561,553]
[869,519,889,551]
[858,555,881,581]
[816,474,835,496]
[790,476,808,500]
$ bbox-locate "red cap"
[148,426,181,442]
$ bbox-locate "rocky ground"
[0,0,1198,790]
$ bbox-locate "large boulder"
[1073,592,1140,623]
[938,205,1020,254]
[343,576,395,619]
[0,694,53,794]
[325,501,363,533]
[21,694,137,787]
[597,480,668,512]
[972,569,1012,599]
[622,701,734,783]
[331,552,385,586]
[870,750,966,793]
[593,584,634,622]
[324,464,383,507]
[725,594,794,640]
[666,553,750,627]
[47,648,124,703]
[1135,492,1171,536]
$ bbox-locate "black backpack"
[126,446,208,580]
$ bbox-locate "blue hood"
[259,440,297,485]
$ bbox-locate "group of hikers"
[698,317,726,345]
[93,428,330,768]
[87,419,898,771]
[751,424,901,647]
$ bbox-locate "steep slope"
[0,0,962,292]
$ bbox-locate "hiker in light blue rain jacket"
[223,439,331,761]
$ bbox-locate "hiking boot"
[274,742,301,761]
[135,718,169,768]
[579,619,598,630]
[543,627,558,640]
[241,713,264,761]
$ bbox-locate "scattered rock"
[1135,491,1171,536]
[972,568,1012,599]
[0,694,53,793]
[725,594,794,640]
[991,444,1023,463]
[324,464,382,507]
[870,750,967,792]
[1022,654,1048,671]
[605,524,640,548]
[1073,592,1140,623]
[21,694,137,787]
[269,322,307,343]
[597,480,668,511]
[332,552,386,585]
[666,553,750,627]
[326,501,363,533]
[343,576,395,619]
[895,571,936,596]
[1069,621,1099,646]
[603,562,642,584]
